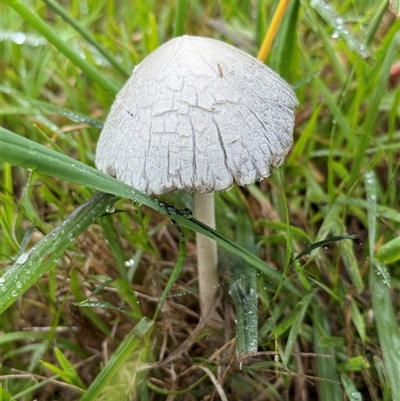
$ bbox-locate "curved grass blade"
[370,266,400,401]
[26,99,104,128]
[312,303,342,401]
[173,0,187,37]
[41,347,87,390]
[257,0,291,62]
[366,168,400,400]
[42,0,130,79]
[389,0,400,18]
[377,236,400,264]
[349,23,400,186]
[4,0,118,95]
[0,192,118,313]
[228,212,258,358]
[153,222,187,321]
[79,317,153,401]
[274,292,314,366]
[0,128,301,297]
[293,234,357,261]
[310,0,371,59]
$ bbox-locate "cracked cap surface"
[96,35,298,195]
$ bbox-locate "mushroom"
[96,35,298,323]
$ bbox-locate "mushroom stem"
[193,192,221,322]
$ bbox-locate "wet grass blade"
[370,267,400,401]
[0,128,300,297]
[366,169,400,400]
[310,0,371,59]
[273,292,314,367]
[228,212,258,357]
[312,303,342,401]
[0,192,118,313]
[350,22,400,186]
[79,317,153,401]
[293,234,357,261]
[42,0,130,79]
[4,0,118,95]
[377,236,400,264]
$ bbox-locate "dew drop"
[105,205,115,213]
[350,392,363,401]
[13,32,27,45]
[16,253,30,264]
[124,258,135,267]
[167,206,176,215]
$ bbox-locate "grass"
[1,0,399,400]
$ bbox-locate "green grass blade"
[349,22,400,185]
[42,0,130,79]
[336,197,400,223]
[311,11,346,85]
[340,374,362,400]
[173,0,187,37]
[331,221,363,292]
[0,387,17,401]
[24,98,104,128]
[153,222,187,320]
[229,212,258,357]
[366,0,390,45]
[0,128,300,296]
[43,347,87,389]
[389,0,400,18]
[79,317,153,401]
[69,268,112,335]
[98,215,130,282]
[271,0,300,81]
[0,192,118,313]
[364,170,378,261]
[310,0,371,59]
[377,236,400,264]
[4,0,118,95]
[350,299,366,344]
[281,292,313,366]
[370,267,400,401]
[312,303,342,401]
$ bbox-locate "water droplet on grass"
[16,253,30,264]
[124,258,135,267]
[332,30,339,39]
[105,205,115,213]
[167,206,176,215]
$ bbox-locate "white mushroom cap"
[96,35,298,195]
